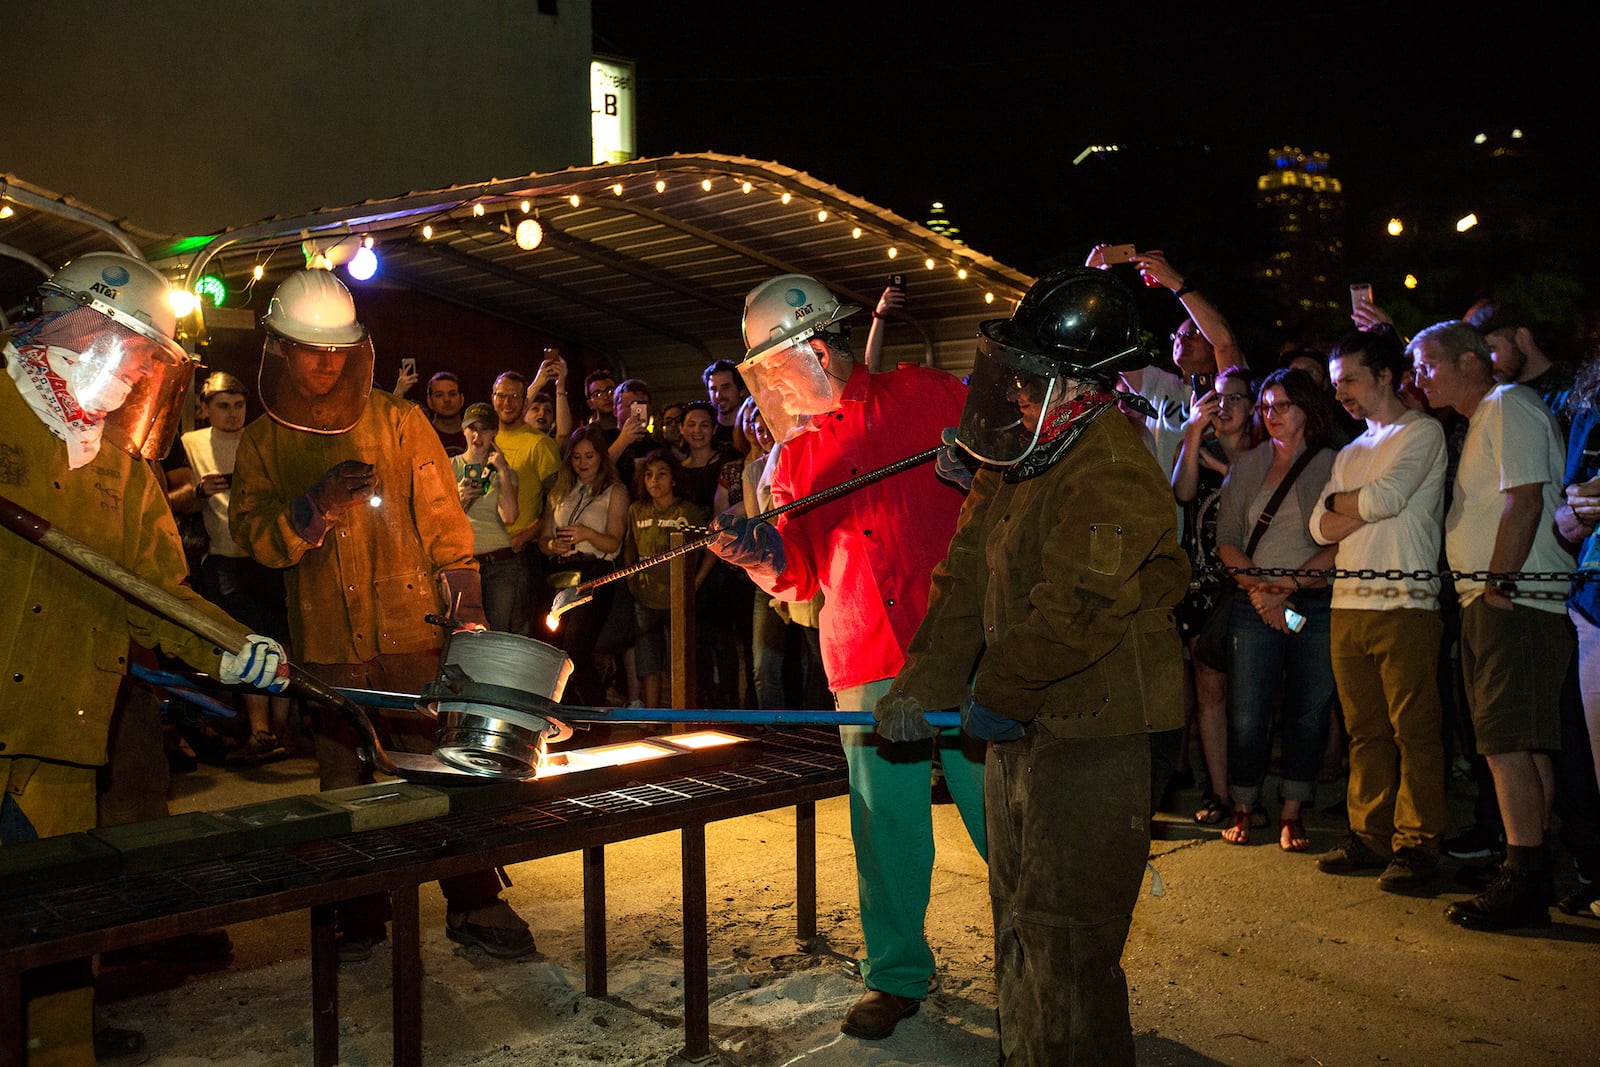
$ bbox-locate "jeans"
[1226,590,1334,805]
[751,595,787,710]
[479,553,526,634]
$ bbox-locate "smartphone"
[1190,373,1213,396]
[1349,283,1373,314]
[1283,607,1307,633]
[218,472,233,488]
[400,357,417,377]
[888,273,906,293]
[1100,243,1137,265]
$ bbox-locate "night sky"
[595,3,1593,347]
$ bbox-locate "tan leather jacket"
[889,410,1189,738]
[230,391,475,664]
[1,359,230,766]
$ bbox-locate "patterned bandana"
[6,313,109,469]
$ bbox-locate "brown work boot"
[840,989,921,1040]
[446,900,537,959]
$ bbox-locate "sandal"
[1222,807,1253,845]
[1280,816,1310,852]
[1194,793,1229,826]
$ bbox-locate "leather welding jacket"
[0,349,230,767]
[888,409,1189,736]
[230,390,475,665]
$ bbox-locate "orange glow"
[659,731,742,750]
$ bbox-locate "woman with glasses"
[1173,367,1258,826]
[1215,368,1339,850]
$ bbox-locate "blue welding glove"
[960,694,1024,743]
[220,635,291,693]
[872,689,942,743]
[934,427,979,492]
[708,509,786,580]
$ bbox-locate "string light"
[612,183,624,196]
[655,179,666,192]
[515,218,544,251]
[701,178,712,192]
[521,200,531,213]
[984,292,995,303]
[887,247,898,259]
[780,192,792,205]
[741,181,752,193]
[817,209,828,222]
[422,224,434,239]
[472,203,485,217]
[348,246,378,281]
[0,204,13,219]
[362,235,374,249]
[957,268,968,280]
[568,194,581,207]
[252,264,265,281]
[851,227,862,239]
[923,257,935,270]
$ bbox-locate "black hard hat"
[979,267,1149,379]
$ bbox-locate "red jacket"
[758,364,966,691]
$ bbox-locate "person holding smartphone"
[453,402,521,632]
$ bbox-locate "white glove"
[220,634,290,693]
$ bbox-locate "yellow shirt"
[495,423,561,539]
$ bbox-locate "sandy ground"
[93,753,1600,1066]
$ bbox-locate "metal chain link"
[1194,563,1600,585]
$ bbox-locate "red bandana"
[1036,390,1115,443]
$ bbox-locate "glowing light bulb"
[515,218,543,251]
[1387,218,1404,237]
[422,224,434,240]
[817,209,828,222]
[924,257,935,270]
[169,289,199,317]
[0,205,12,219]
[741,181,752,193]
[701,178,712,191]
[957,268,968,280]
[984,292,995,304]
[1404,274,1419,289]
[1473,132,1487,145]
[851,227,862,239]
[568,194,580,207]
[472,203,485,217]
[887,247,898,259]
[655,179,666,193]
[362,235,374,249]
[368,494,383,507]
[780,192,792,204]
[1511,128,1523,139]
[348,246,378,281]
[612,183,624,195]
[1456,213,1478,232]
[252,264,265,281]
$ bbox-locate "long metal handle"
[0,492,397,774]
[574,443,942,598]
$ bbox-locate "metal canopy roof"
[5,156,1035,380]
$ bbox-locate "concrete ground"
[94,747,1600,1066]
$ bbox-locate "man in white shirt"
[1409,321,1574,931]
[1310,327,1447,891]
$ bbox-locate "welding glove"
[708,509,786,581]
[934,427,979,492]
[960,694,1024,743]
[439,568,489,631]
[290,460,377,544]
[220,634,291,693]
[872,689,942,743]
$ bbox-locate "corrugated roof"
[5,156,1035,379]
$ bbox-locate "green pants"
[836,679,987,999]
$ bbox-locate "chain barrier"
[1192,563,1600,587]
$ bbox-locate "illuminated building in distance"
[1255,146,1345,328]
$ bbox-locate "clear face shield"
[259,330,375,434]
[737,334,837,442]
[953,332,1070,466]
[29,305,196,460]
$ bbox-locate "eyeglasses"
[661,415,682,426]
[490,392,522,401]
[1171,330,1207,343]
[1217,393,1252,407]
[1255,400,1300,417]
[587,386,614,399]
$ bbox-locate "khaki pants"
[1330,609,1447,854]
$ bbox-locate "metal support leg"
[677,821,713,1063]
[391,885,422,1067]
[310,904,339,1066]
[796,801,817,942]
[583,845,607,998]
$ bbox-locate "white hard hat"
[38,252,186,362]
[741,273,860,364]
[262,270,368,346]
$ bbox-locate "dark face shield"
[953,331,1067,466]
[258,331,375,434]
